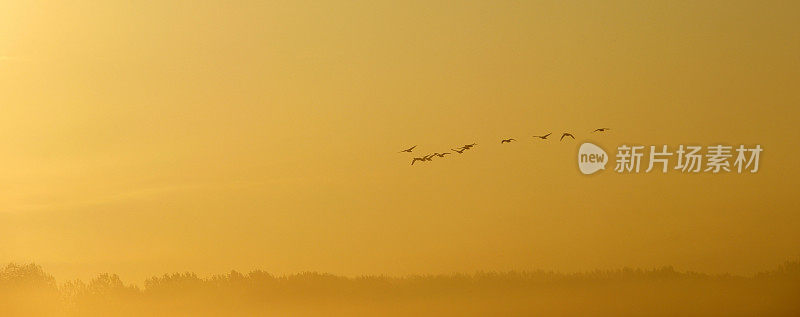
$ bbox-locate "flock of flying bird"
[399,128,611,165]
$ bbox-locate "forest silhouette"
[2,261,798,316]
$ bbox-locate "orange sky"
[2,0,799,283]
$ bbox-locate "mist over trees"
[2,261,799,316]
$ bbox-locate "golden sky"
[1,0,799,283]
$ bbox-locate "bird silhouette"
[533,133,552,140]
[399,145,417,153]
[423,154,435,161]
[434,152,451,157]
[501,138,516,144]
[560,133,575,141]
[451,148,466,154]
[592,128,611,133]
[411,157,425,165]
[462,143,477,149]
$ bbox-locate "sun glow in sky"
[1,1,799,283]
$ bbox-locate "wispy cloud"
[0,55,30,62]
[4,180,265,213]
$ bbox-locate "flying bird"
[592,128,611,133]
[462,143,477,149]
[451,148,466,154]
[423,154,435,161]
[411,157,425,165]
[501,138,516,144]
[399,145,417,153]
[533,133,552,140]
[434,152,451,157]
[560,133,575,141]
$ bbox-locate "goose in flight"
[533,133,552,140]
[399,145,417,153]
[451,148,466,154]
[411,157,425,165]
[560,133,575,141]
[462,143,477,149]
[500,138,516,144]
[592,128,611,133]
[434,152,451,158]
[423,154,435,161]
